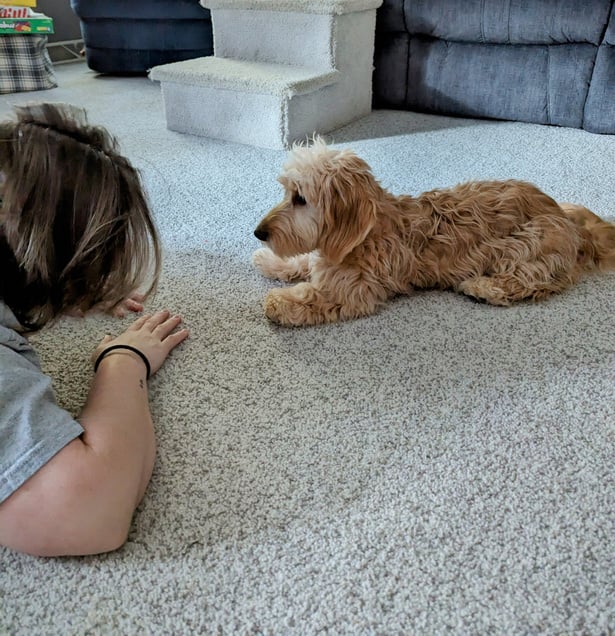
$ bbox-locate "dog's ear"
[318,152,379,264]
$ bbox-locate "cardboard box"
[0,7,43,18]
[0,0,37,6]
[0,17,53,34]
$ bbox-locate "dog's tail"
[560,203,615,271]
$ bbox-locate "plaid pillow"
[0,35,56,94]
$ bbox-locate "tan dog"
[253,139,615,326]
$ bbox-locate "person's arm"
[0,310,188,557]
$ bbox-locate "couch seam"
[596,0,613,45]
[401,0,408,34]
[582,0,613,129]
[402,0,410,106]
[405,34,410,106]
[545,45,551,124]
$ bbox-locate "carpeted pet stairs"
[149,0,382,149]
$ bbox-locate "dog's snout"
[254,227,269,242]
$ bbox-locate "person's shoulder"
[0,300,20,330]
[0,300,37,363]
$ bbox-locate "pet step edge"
[149,57,340,97]
[201,0,383,15]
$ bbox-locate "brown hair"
[0,102,161,330]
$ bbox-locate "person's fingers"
[164,327,189,351]
[124,298,144,313]
[128,313,152,331]
[142,310,171,331]
[154,314,184,339]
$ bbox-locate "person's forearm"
[0,353,157,557]
[78,351,156,506]
[0,311,186,557]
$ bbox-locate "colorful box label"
[0,7,44,18]
[0,17,54,34]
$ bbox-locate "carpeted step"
[206,9,337,67]
[151,0,382,148]
[200,0,383,67]
[150,56,340,97]
[149,57,342,149]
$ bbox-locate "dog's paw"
[264,289,296,326]
[253,248,312,282]
[252,247,283,279]
[264,288,317,326]
[458,277,512,306]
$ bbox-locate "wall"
[36,0,83,62]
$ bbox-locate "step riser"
[160,82,288,148]
[160,61,373,149]
[212,9,375,69]
[213,10,334,67]
[287,76,372,141]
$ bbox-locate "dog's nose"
[254,227,269,242]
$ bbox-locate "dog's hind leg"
[252,248,313,282]
[560,203,615,271]
[458,253,580,305]
[457,274,537,305]
[458,214,586,305]
[458,267,577,305]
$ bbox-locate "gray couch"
[373,0,615,134]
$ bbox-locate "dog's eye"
[292,193,306,206]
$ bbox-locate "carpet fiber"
[1,62,614,634]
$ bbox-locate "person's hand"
[93,310,189,376]
[69,293,146,319]
[108,292,145,318]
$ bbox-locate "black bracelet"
[94,344,151,380]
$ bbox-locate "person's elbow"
[0,440,137,557]
[16,516,131,558]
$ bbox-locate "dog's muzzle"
[254,227,269,242]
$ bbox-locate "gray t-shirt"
[0,302,84,504]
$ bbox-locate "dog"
[253,138,615,326]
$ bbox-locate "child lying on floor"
[0,103,188,556]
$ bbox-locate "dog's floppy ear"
[318,152,379,264]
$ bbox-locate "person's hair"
[0,102,161,330]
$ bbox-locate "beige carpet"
[1,62,614,634]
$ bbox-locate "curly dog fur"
[253,138,615,326]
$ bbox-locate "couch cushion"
[374,0,615,133]
[374,35,596,128]
[377,0,612,45]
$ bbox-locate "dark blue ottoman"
[70,0,213,74]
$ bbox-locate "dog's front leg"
[252,247,313,282]
[264,283,334,326]
[264,278,385,326]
